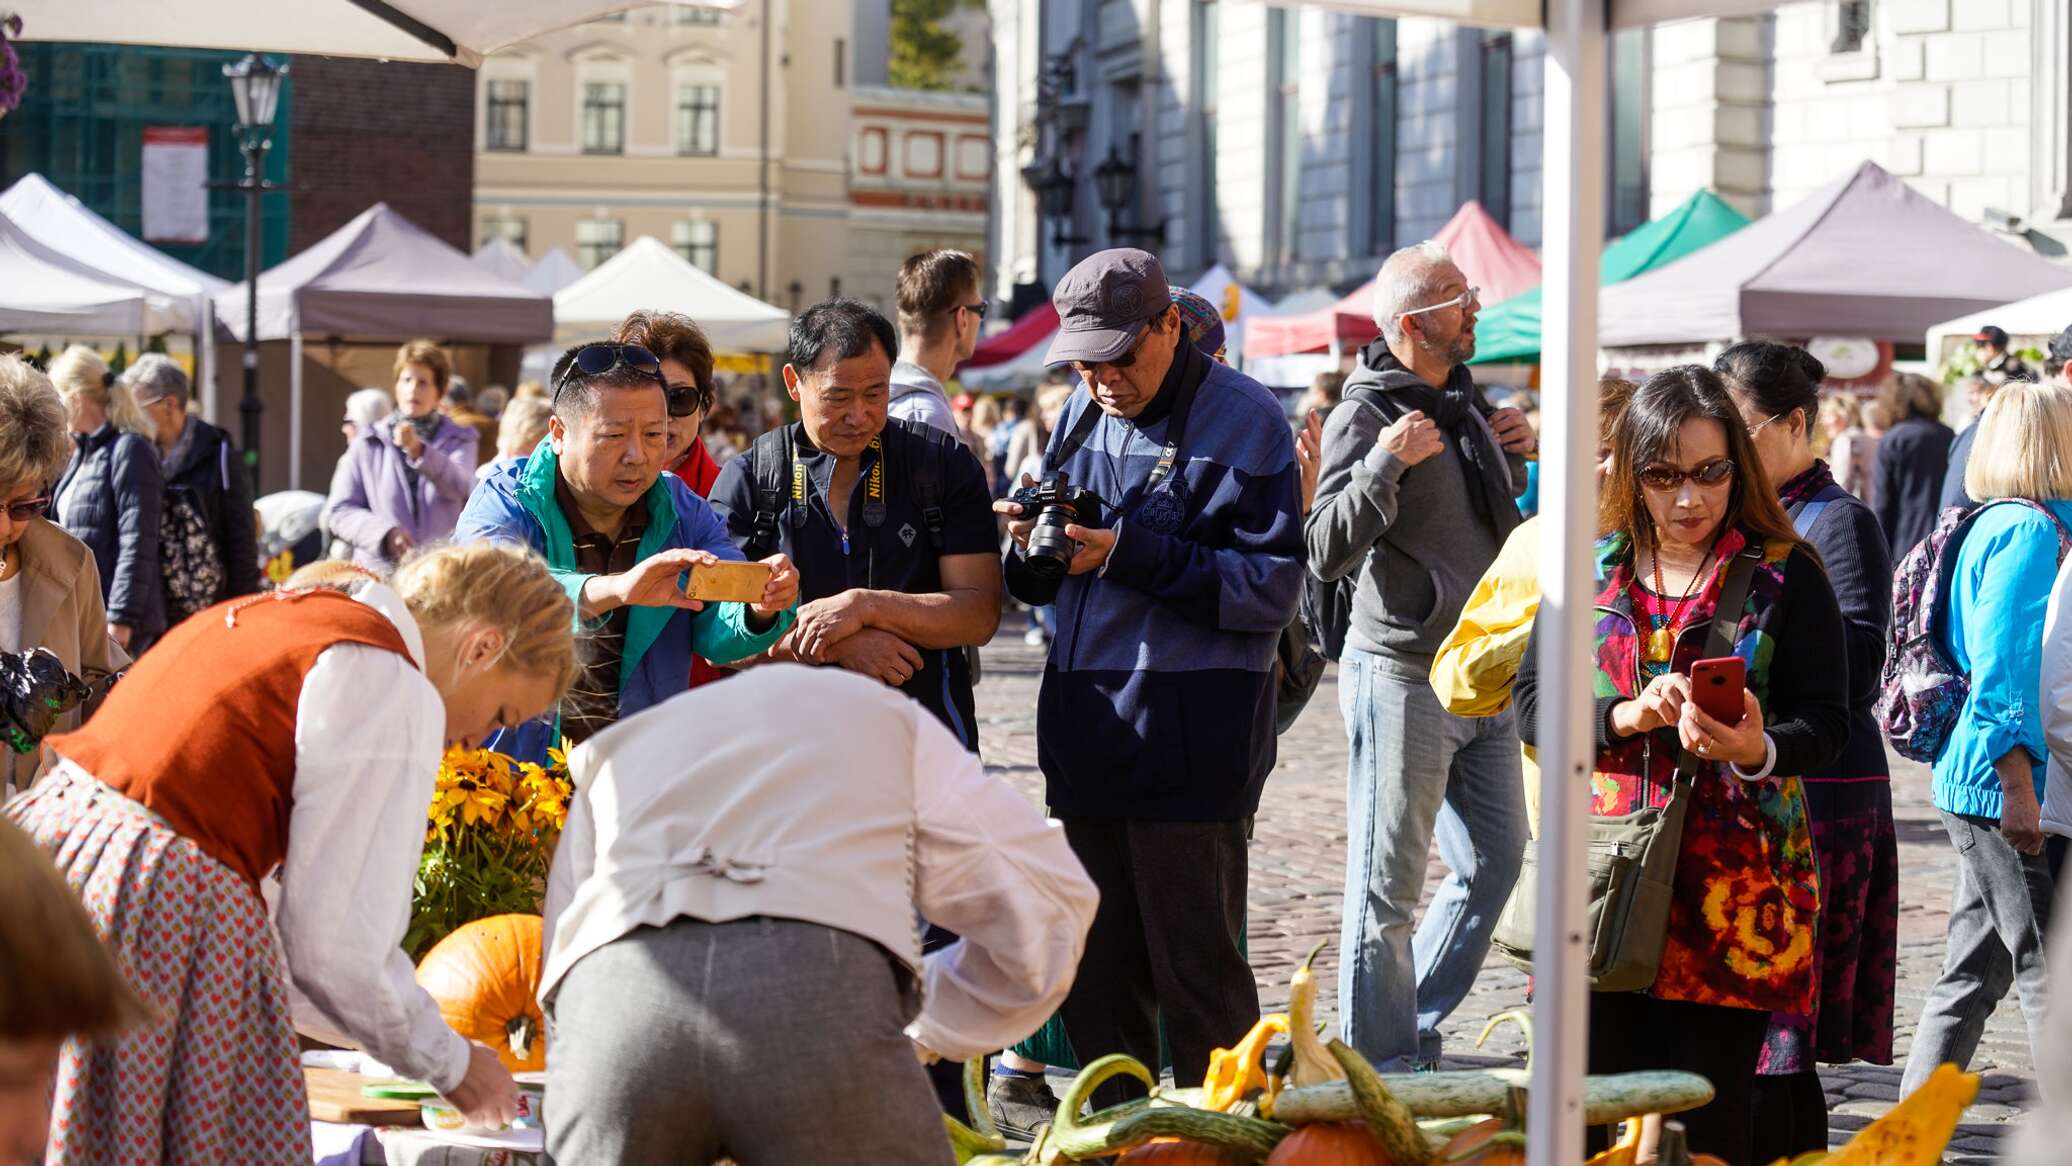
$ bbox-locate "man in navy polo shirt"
[710,299,1002,751]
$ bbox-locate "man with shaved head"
[1306,241,1536,1070]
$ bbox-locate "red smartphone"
[1689,656,1747,725]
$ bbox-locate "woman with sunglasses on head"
[327,339,481,569]
[1715,342,1898,1163]
[1513,366,1849,1166]
[0,357,128,794]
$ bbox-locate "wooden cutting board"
[305,1067,421,1126]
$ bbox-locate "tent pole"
[198,298,218,425]
[289,332,304,491]
[1531,1,1605,1164]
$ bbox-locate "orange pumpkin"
[1264,1121,1398,1165]
[1118,1139,1252,1165]
[1435,1117,1527,1166]
[414,914,546,1072]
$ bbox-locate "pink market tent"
[962,302,1060,371]
[1601,160,2072,345]
[1246,200,1542,360]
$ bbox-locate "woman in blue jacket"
[47,346,163,655]
[1904,380,2072,1095]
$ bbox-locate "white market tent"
[214,202,552,487]
[0,172,229,415]
[1926,286,2072,368]
[470,238,533,285]
[0,209,182,336]
[522,247,586,297]
[552,236,790,353]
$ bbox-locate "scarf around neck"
[1359,341,1517,535]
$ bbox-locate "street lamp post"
[1023,156,1088,250]
[221,53,287,482]
[1091,146,1170,248]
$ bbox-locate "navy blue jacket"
[1873,414,1953,558]
[1004,346,1304,821]
[52,424,164,647]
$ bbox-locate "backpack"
[160,486,225,625]
[1875,499,2072,762]
[1301,384,1400,661]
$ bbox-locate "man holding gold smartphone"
[458,340,800,762]
[710,299,1002,752]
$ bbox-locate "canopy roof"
[0,173,227,335]
[1601,161,2072,346]
[523,248,586,297]
[0,209,182,336]
[215,202,553,344]
[17,0,742,66]
[1246,200,1541,359]
[553,235,790,352]
[1470,189,1751,364]
[964,302,1060,371]
[470,238,533,285]
[1925,285,2072,364]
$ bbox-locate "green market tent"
[1468,189,1751,365]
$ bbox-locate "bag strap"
[912,433,948,554]
[744,425,794,561]
[1673,546,1764,777]
[1787,483,1849,539]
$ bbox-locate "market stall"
[1924,285,2072,369]
[470,238,533,285]
[0,207,181,336]
[520,247,585,297]
[212,201,553,494]
[550,235,789,352]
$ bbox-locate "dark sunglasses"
[554,344,663,400]
[959,302,990,322]
[2,496,48,522]
[1638,458,1736,491]
[666,381,716,419]
[1070,325,1152,377]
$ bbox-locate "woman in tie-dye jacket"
[1515,365,1849,1166]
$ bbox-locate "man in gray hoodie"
[888,249,986,438]
[1306,241,1535,1070]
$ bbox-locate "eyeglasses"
[1746,412,1783,436]
[554,343,663,400]
[959,302,990,322]
[1400,286,1481,318]
[1070,325,1152,378]
[1638,459,1736,491]
[1,496,48,523]
[666,381,716,419]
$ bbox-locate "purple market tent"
[214,203,552,494]
[1601,160,2072,346]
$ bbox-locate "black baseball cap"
[1974,325,2010,347]
[1044,248,1175,366]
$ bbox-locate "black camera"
[1,649,99,756]
[1010,470,1104,585]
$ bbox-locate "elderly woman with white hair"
[0,355,127,792]
[47,346,163,655]
[121,354,259,624]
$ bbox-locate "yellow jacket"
[1431,515,1543,717]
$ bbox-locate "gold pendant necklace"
[1646,545,1711,665]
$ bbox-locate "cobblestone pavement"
[974,616,2036,1163]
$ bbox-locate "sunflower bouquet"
[404,743,574,961]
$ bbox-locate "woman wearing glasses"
[0,356,126,794]
[326,339,480,570]
[1513,365,1848,1166]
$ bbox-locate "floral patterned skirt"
[6,769,310,1165]
[1758,776,1900,1074]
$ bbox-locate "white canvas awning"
[522,248,586,297]
[470,238,533,286]
[12,0,742,66]
[553,236,790,353]
[0,209,181,336]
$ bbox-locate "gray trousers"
[1902,810,2057,1094]
[544,916,954,1166]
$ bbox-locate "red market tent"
[961,302,1060,370]
[1246,199,1542,360]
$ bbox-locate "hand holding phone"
[682,560,773,604]
[1688,656,1746,726]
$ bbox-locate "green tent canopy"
[1469,189,1752,365]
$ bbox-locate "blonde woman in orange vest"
[4,542,578,1166]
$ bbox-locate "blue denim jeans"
[1337,647,1527,1068]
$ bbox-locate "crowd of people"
[0,235,2069,1166]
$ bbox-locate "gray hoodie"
[1304,347,1526,664]
[888,359,959,439]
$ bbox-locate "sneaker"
[1022,625,1048,646]
[987,1071,1059,1140]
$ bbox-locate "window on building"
[676,83,720,155]
[1832,1,1870,53]
[577,219,624,269]
[1365,17,1398,257]
[485,79,529,152]
[1607,28,1649,236]
[582,81,627,154]
[480,216,528,254]
[835,38,847,88]
[676,5,724,24]
[1193,0,1220,269]
[673,220,718,273]
[1479,30,1513,230]
[1270,9,1301,265]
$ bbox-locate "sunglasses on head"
[1638,458,1736,491]
[1070,324,1153,378]
[1,496,48,523]
[555,343,663,400]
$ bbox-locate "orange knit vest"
[51,589,415,892]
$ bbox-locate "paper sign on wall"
[141,126,209,244]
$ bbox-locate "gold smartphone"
[682,560,772,604]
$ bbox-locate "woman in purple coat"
[325,340,479,569]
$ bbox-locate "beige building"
[474,2,989,326]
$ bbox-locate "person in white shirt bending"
[539,664,1098,1164]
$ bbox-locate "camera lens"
[1024,506,1078,582]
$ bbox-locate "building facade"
[472,1,989,321]
[991,0,2072,306]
